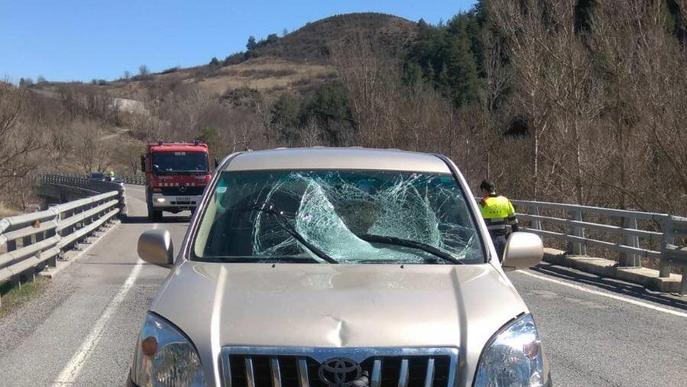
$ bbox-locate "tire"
[147,201,162,221]
[146,191,163,221]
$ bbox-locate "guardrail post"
[621,216,640,267]
[117,184,127,218]
[659,217,673,278]
[567,209,586,255]
[529,206,542,230]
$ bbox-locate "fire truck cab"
[141,141,211,220]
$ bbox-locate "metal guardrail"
[120,175,145,185]
[0,191,122,296]
[0,176,128,304]
[42,174,125,193]
[512,199,687,294]
[41,173,145,186]
[661,216,687,281]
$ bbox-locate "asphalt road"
[0,185,183,386]
[0,185,685,386]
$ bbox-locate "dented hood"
[151,262,528,352]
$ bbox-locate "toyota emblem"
[318,358,362,387]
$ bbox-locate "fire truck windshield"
[152,152,208,174]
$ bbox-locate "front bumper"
[151,194,202,209]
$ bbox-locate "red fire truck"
[140,141,212,220]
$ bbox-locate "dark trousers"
[490,233,508,262]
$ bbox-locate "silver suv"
[131,148,550,387]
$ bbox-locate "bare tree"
[487,0,553,200]
[487,0,605,204]
[476,22,513,183]
[300,118,322,147]
[631,1,687,212]
[0,85,50,209]
[0,86,45,181]
[71,120,113,174]
[112,142,145,176]
[330,34,398,147]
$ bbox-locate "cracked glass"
[194,170,484,264]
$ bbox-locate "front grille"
[221,348,457,387]
[160,186,205,196]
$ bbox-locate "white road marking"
[518,270,687,318]
[52,259,144,386]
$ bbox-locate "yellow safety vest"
[479,195,518,234]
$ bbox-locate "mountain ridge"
[32,12,418,99]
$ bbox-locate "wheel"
[146,191,163,221]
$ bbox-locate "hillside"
[251,13,416,63]
[2,12,421,212]
[34,13,417,101]
[6,2,687,220]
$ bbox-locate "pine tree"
[246,36,257,51]
[271,94,302,145]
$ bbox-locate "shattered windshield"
[193,170,484,264]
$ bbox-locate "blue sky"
[0,0,475,83]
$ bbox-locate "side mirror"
[501,232,544,271]
[137,229,174,268]
[214,158,219,168]
[140,155,146,172]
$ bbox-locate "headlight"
[474,314,549,387]
[131,313,206,387]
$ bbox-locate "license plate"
[177,196,191,202]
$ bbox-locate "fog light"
[156,198,166,203]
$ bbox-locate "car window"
[193,170,484,264]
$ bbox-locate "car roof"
[224,147,452,173]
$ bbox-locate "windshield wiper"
[246,204,339,264]
[358,234,462,264]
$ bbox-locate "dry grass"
[197,58,336,95]
[0,277,48,318]
[92,56,337,100]
[0,202,20,218]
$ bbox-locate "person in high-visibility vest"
[478,180,519,261]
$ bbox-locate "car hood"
[151,262,527,351]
